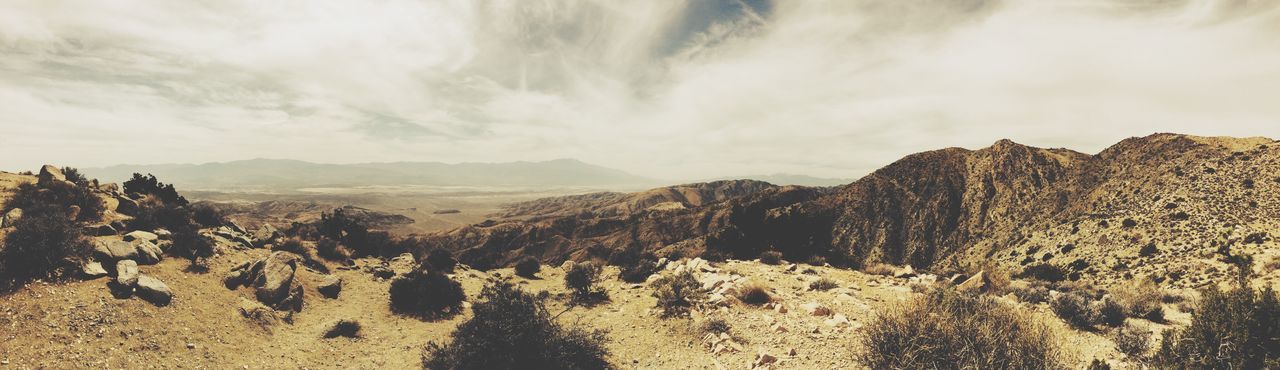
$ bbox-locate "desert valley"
[3,133,1280,369]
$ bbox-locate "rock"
[66,205,80,221]
[956,271,990,293]
[37,165,67,186]
[123,230,159,243]
[321,319,361,338]
[367,265,394,279]
[801,302,831,316]
[153,228,172,240]
[1,208,22,228]
[785,263,798,272]
[771,323,788,333]
[135,274,173,306]
[232,235,255,250]
[948,273,969,285]
[773,303,787,314]
[115,196,139,216]
[238,298,278,329]
[754,351,778,367]
[787,348,797,357]
[560,260,576,271]
[824,313,850,327]
[253,252,300,308]
[227,220,248,234]
[115,260,139,287]
[224,270,247,289]
[252,224,278,247]
[279,279,305,312]
[95,239,138,262]
[318,275,342,298]
[81,261,108,279]
[133,240,163,264]
[893,265,916,278]
[84,223,117,236]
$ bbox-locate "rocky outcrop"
[227,252,305,311]
[37,165,67,187]
[1,208,22,228]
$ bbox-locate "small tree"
[390,266,465,318]
[515,256,541,278]
[123,173,187,205]
[564,262,607,304]
[651,270,705,317]
[426,248,457,272]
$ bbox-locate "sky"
[2,0,1280,181]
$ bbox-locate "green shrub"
[651,270,705,317]
[515,256,541,278]
[390,266,465,318]
[1152,285,1280,369]
[856,288,1064,369]
[0,207,94,291]
[422,280,612,370]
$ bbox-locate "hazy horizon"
[4,0,1280,179]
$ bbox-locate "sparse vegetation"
[651,269,705,317]
[190,203,227,228]
[863,263,895,276]
[425,248,457,272]
[515,256,541,278]
[323,319,362,339]
[1112,324,1150,358]
[422,280,612,370]
[758,250,783,265]
[699,317,731,335]
[5,180,104,222]
[123,173,188,205]
[1093,298,1127,327]
[316,238,350,261]
[1018,263,1067,282]
[808,277,839,291]
[389,266,465,318]
[1051,292,1093,329]
[0,207,94,291]
[564,262,607,304]
[735,281,772,306]
[1153,285,1280,368]
[1112,278,1164,322]
[856,288,1063,369]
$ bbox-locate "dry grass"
[856,288,1065,369]
[1112,277,1165,322]
[735,281,772,306]
[863,263,896,276]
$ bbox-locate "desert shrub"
[60,166,89,187]
[1152,285,1280,369]
[189,203,226,228]
[856,288,1063,369]
[863,263,896,276]
[426,248,457,272]
[123,173,187,205]
[274,237,309,256]
[1113,278,1164,322]
[1008,281,1051,304]
[1138,243,1158,257]
[389,266,465,318]
[1121,218,1138,228]
[1018,263,1067,282]
[564,262,607,304]
[806,255,827,266]
[699,317,731,334]
[758,250,783,265]
[323,319,362,339]
[515,256,541,278]
[170,226,215,268]
[618,258,657,283]
[316,238,349,261]
[651,270,705,317]
[809,277,839,291]
[1112,324,1150,358]
[422,280,611,370]
[4,181,104,222]
[1087,359,1111,370]
[1051,292,1093,328]
[0,207,94,290]
[735,282,772,306]
[1093,298,1127,327]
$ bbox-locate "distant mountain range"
[81,158,657,191]
[78,159,852,191]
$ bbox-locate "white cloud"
[1,0,1279,180]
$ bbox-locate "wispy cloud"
[1,0,1278,179]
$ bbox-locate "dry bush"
[863,263,896,276]
[809,277,839,291]
[856,288,1064,369]
[322,319,362,339]
[1051,292,1093,329]
[515,256,541,278]
[735,281,772,306]
[389,266,465,318]
[564,262,607,304]
[1112,324,1150,358]
[1007,281,1050,304]
[1112,278,1165,322]
[423,280,611,370]
[1092,298,1128,327]
[0,207,94,290]
[1153,286,1280,368]
[758,250,784,265]
[651,269,705,318]
[316,238,349,261]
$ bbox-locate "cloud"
[1,0,1279,180]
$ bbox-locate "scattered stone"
[318,275,342,298]
[123,230,159,243]
[224,270,248,289]
[253,252,300,309]
[186,343,195,349]
[321,319,361,338]
[135,274,173,306]
[754,351,777,367]
[771,323,788,333]
[153,228,172,240]
[115,260,139,287]
[824,313,850,327]
[801,302,831,316]
[367,265,394,279]
[95,239,138,262]
[81,261,108,279]
[133,240,163,265]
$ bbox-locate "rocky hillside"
[423,134,1280,288]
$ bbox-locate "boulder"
[153,228,172,240]
[134,240,163,264]
[318,275,342,298]
[227,220,247,234]
[893,265,916,278]
[135,274,172,306]
[116,260,139,287]
[956,271,991,293]
[37,165,67,187]
[252,252,300,308]
[123,230,159,243]
[81,261,108,279]
[115,196,140,216]
[1,208,22,228]
[252,224,278,247]
[96,240,138,262]
[224,270,248,289]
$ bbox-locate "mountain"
[705,174,851,187]
[418,133,1280,289]
[81,158,655,190]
